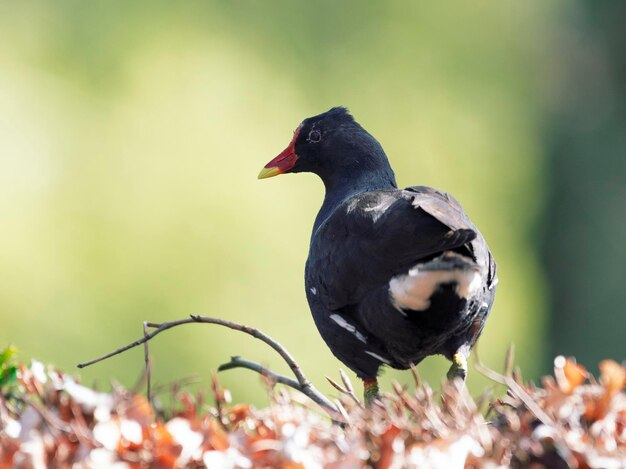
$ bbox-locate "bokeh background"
[1,1,624,405]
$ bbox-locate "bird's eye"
[308,129,322,143]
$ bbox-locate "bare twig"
[78,315,308,386]
[151,375,202,396]
[473,346,555,426]
[409,362,421,389]
[218,356,337,413]
[504,344,515,378]
[22,395,72,434]
[211,372,228,429]
[143,321,151,403]
[339,369,355,396]
[334,399,351,425]
[77,314,338,415]
[326,372,363,408]
[392,380,421,416]
[219,356,301,389]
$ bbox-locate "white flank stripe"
[364,351,391,364]
[329,314,367,343]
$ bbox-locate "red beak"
[258,126,301,179]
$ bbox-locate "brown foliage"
[1,358,625,468]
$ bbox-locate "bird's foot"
[446,352,468,381]
[363,378,380,405]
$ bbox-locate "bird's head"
[258,107,394,185]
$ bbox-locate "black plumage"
[259,107,497,395]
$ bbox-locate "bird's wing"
[308,186,480,311]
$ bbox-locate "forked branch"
[77,315,337,414]
[218,356,335,411]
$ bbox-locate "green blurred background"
[1,1,624,405]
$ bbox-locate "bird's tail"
[388,252,481,314]
[355,252,482,361]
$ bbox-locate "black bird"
[258,107,497,401]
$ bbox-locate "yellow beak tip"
[258,167,282,179]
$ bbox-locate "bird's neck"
[313,165,397,233]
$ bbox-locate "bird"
[258,107,497,402]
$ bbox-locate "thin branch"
[22,395,72,434]
[504,343,516,378]
[409,362,421,389]
[339,369,356,396]
[211,372,228,430]
[143,321,151,403]
[79,315,309,387]
[77,314,337,414]
[326,372,363,408]
[219,356,301,389]
[218,356,337,414]
[151,375,202,396]
[334,399,351,425]
[473,346,555,426]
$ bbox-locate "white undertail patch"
[310,287,317,296]
[329,314,367,343]
[389,267,482,311]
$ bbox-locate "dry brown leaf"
[2,357,626,468]
[150,422,181,469]
[124,394,154,426]
[600,360,626,396]
[584,359,626,422]
[227,404,251,425]
[204,419,229,451]
[554,356,587,394]
[376,425,402,469]
[281,462,306,469]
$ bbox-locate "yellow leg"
[446,352,468,381]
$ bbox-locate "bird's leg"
[446,352,468,381]
[363,377,380,405]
